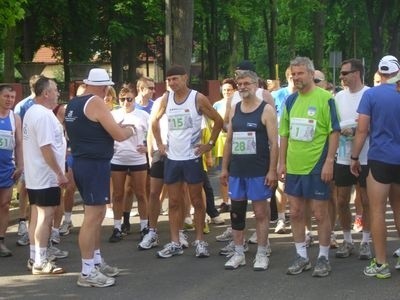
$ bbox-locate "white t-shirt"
[335,86,370,165]
[23,104,66,189]
[111,108,149,166]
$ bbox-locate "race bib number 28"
[232,131,256,155]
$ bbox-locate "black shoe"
[140,227,149,241]
[109,228,123,243]
[121,223,131,235]
[218,203,231,213]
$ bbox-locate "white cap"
[378,55,400,74]
[83,68,114,86]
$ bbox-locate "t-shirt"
[23,104,66,189]
[357,83,400,164]
[335,86,370,165]
[279,87,340,174]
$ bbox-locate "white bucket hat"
[83,68,114,86]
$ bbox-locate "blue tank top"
[0,113,15,187]
[65,94,114,160]
[229,101,270,177]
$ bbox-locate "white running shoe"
[225,252,246,270]
[179,231,189,248]
[274,219,286,234]
[216,227,233,242]
[77,268,115,288]
[138,231,159,250]
[18,221,28,236]
[59,221,73,236]
[248,232,257,244]
[253,253,269,271]
[95,259,120,277]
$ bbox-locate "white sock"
[140,219,148,231]
[257,245,267,255]
[64,212,72,223]
[82,258,94,276]
[35,246,47,266]
[235,244,245,255]
[295,242,307,259]
[343,231,352,243]
[278,212,285,220]
[30,245,35,260]
[362,231,371,243]
[93,249,102,265]
[318,245,330,258]
[114,219,122,231]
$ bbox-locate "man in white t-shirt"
[334,59,371,260]
[23,76,68,275]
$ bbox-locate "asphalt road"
[1,172,400,300]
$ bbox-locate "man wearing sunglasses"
[334,59,371,262]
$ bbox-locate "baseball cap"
[83,68,114,86]
[236,60,255,72]
[378,55,400,74]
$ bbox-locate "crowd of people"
[1,54,400,287]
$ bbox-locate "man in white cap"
[350,55,400,279]
[65,68,136,287]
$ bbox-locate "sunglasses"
[340,70,357,76]
[119,97,133,102]
[314,78,322,84]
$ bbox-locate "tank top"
[229,101,270,177]
[65,94,114,160]
[0,112,16,187]
[166,90,202,160]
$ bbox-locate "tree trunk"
[3,26,16,82]
[312,2,327,70]
[170,0,194,75]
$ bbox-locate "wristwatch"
[208,140,215,147]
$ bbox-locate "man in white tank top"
[152,65,223,259]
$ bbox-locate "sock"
[52,227,59,234]
[318,245,330,258]
[64,212,72,223]
[295,242,308,259]
[257,245,267,255]
[362,231,371,244]
[140,219,148,231]
[235,244,245,255]
[19,218,27,223]
[343,231,352,243]
[82,258,94,276]
[93,249,102,265]
[278,212,285,220]
[123,212,130,224]
[114,219,122,231]
[30,245,35,260]
[35,246,47,266]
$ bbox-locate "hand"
[158,143,167,156]
[321,160,334,183]
[57,173,69,189]
[12,167,23,182]
[194,143,212,157]
[136,144,147,154]
[278,163,286,182]
[265,170,278,188]
[350,159,361,177]
[220,170,229,186]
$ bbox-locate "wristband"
[350,155,359,161]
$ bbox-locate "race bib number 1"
[232,131,256,155]
[290,118,316,142]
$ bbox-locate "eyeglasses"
[119,97,133,102]
[340,70,357,76]
[314,78,322,84]
[236,81,256,87]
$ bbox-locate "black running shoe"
[109,228,123,243]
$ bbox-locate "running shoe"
[274,219,286,234]
[359,242,372,260]
[50,229,60,245]
[157,242,184,258]
[216,227,233,242]
[138,231,159,250]
[219,240,249,257]
[59,221,73,236]
[18,220,28,236]
[305,232,314,248]
[77,268,115,288]
[287,255,312,275]
[253,253,269,271]
[0,243,12,257]
[121,223,131,235]
[47,243,69,259]
[312,256,331,277]
[225,252,245,270]
[335,241,354,258]
[109,228,123,243]
[210,216,225,225]
[218,202,231,213]
[16,232,30,246]
[363,258,391,279]
[32,260,65,275]
[95,259,119,277]
[179,231,189,248]
[330,232,338,249]
[248,232,257,244]
[193,240,210,258]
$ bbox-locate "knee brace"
[230,200,247,230]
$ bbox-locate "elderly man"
[279,57,340,278]
[65,68,135,287]
[23,76,68,274]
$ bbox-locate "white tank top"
[166,90,202,160]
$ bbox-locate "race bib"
[0,129,14,150]
[290,118,316,142]
[168,110,193,131]
[232,131,256,155]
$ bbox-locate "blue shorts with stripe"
[228,176,273,201]
[284,173,330,200]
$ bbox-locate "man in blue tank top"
[0,85,23,257]
[220,70,278,270]
[65,68,135,288]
